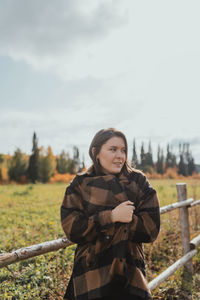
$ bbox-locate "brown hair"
[88,128,133,175]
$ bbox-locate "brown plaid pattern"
[61,166,160,300]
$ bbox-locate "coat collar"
[77,165,132,204]
[81,164,130,180]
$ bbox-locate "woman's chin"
[101,166,123,175]
[111,167,122,174]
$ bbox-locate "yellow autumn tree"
[39,146,56,183]
[0,154,9,183]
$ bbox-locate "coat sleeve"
[60,176,114,244]
[128,172,160,243]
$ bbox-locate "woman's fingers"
[111,200,136,223]
[123,200,135,209]
[124,200,133,205]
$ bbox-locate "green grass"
[0,180,200,299]
[0,183,66,251]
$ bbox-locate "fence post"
[176,183,193,291]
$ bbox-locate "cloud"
[171,137,200,148]
[0,0,126,79]
[0,87,143,156]
[1,0,200,165]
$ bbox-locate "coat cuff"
[93,209,114,232]
[98,210,113,227]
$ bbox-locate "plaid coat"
[60,166,160,300]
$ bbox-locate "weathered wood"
[148,249,197,291]
[160,198,193,214]
[190,234,200,250]
[176,183,193,274]
[0,237,73,268]
[190,199,200,207]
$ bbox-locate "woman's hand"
[111,200,135,223]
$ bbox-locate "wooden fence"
[0,182,200,292]
[149,183,200,291]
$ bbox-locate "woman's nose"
[116,150,123,158]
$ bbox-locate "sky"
[0,0,200,167]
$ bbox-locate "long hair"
[88,128,133,176]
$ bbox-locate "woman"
[60,128,160,300]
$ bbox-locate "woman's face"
[96,136,126,174]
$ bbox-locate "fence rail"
[0,182,200,292]
[160,197,194,214]
[148,249,198,291]
[0,238,72,268]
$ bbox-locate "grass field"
[0,180,200,299]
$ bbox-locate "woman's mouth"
[114,162,122,167]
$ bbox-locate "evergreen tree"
[165,144,176,169]
[131,139,138,168]
[161,149,164,173]
[8,148,27,182]
[139,141,155,173]
[27,132,39,183]
[166,144,170,168]
[56,151,74,174]
[178,143,187,176]
[178,153,187,176]
[145,141,154,167]
[156,145,164,174]
[188,157,195,175]
[73,146,80,173]
[177,142,195,176]
[140,142,146,170]
[185,143,195,175]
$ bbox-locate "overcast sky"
[0,0,200,166]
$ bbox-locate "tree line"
[0,133,198,184]
[0,132,84,184]
[131,139,196,176]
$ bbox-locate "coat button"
[105,235,110,240]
